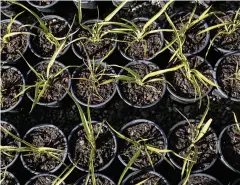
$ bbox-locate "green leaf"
[6,11,25,35]
[104,0,127,22]
[194,118,212,143]
[135,178,150,185]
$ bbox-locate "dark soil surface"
[118,62,164,107]
[181,175,221,185]
[164,12,208,54]
[30,17,70,58]
[22,126,67,173]
[26,175,63,185]
[220,125,240,171]
[211,12,240,51]
[77,175,115,185]
[0,122,20,169]
[27,62,70,104]
[166,56,213,99]
[119,19,163,60]
[71,65,116,105]
[0,21,28,62]
[1,67,24,111]
[0,172,18,185]
[119,122,166,169]
[216,54,240,99]
[168,121,217,172]
[125,171,168,185]
[69,122,116,170]
[73,23,116,60]
[30,0,55,6]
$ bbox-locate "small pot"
[0,121,21,170]
[73,0,97,9]
[0,171,20,185]
[71,62,117,108]
[213,51,240,102]
[164,11,210,55]
[116,60,167,108]
[112,0,137,9]
[218,124,240,174]
[118,119,168,171]
[121,170,170,185]
[232,178,240,185]
[20,124,68,174]
[26,60,71,108]
[167,55,214,104]
[0,19,29,64]
[26,0,59,13]
[178,173,223,185]
[118,17,164,61]
[0,1,20,18]
[25,174,65,185]
[0,66,25,113]
[68,121,117,172]
[28,15,72,59]
[72,19,117,63]
[167,119,218,173]
[74,173,116,185]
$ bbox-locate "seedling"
[175,96,213,185]
[233,112,240,135]
[198,8,240,57]
[105,122,194,185]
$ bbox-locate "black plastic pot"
[68,121,117,172]
[213,51,240,102]
[20,124,68,174]
[25,174,65,185]
[73,0,97,9]
[0,121,21,169]
[72,19,117,63]
[178,173,223,185]
[26,60,71,108]
[71,62,117,108]
[167,119,218,173]
[118,17,164,61]
[232,178,240,185]
[26,0,59,13]
[121,170,170,185]
[1,19,29,64]
[218,123,240,174]
[0,66,25,113]
[112,0,136,9]
[118,119,168,171]
[167,55,214,104]
[0,171,20,185]
[117,60,167,108]
[28,15,72,59]
[164,11,210,55]
[74,173,116,185]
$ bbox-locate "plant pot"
[0,66,25,113]
[72,19,117,63]
[166,55,214,104]
[218,123,240,174]
[178,173,223,185]
[118,119,168,171]
[210,11,240,54]
[73,0,97,9]
[0,171,20,185]
[74,173,116,185]
[112,0,136,9]
[0,121,21,169]
[117,60,167,108]
[29,15,72,59]
[20,124,68,174]
[0,1,22,18]
[0,19,29,64]
[121,170,170,185]
[213,51,240,102]
[68,121,117,172]
[164,11,210,55]
[26,0,59,13]
[26,60,71,108]
[232,178,240,185]
[167,119,218,173]
[25,174,65,185]
[71,62,117,108]
[118,17,164,61]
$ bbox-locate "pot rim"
[26,0,59,9]
[24,173,65,185]
[0,170,20,185]
[74,173,116,185]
